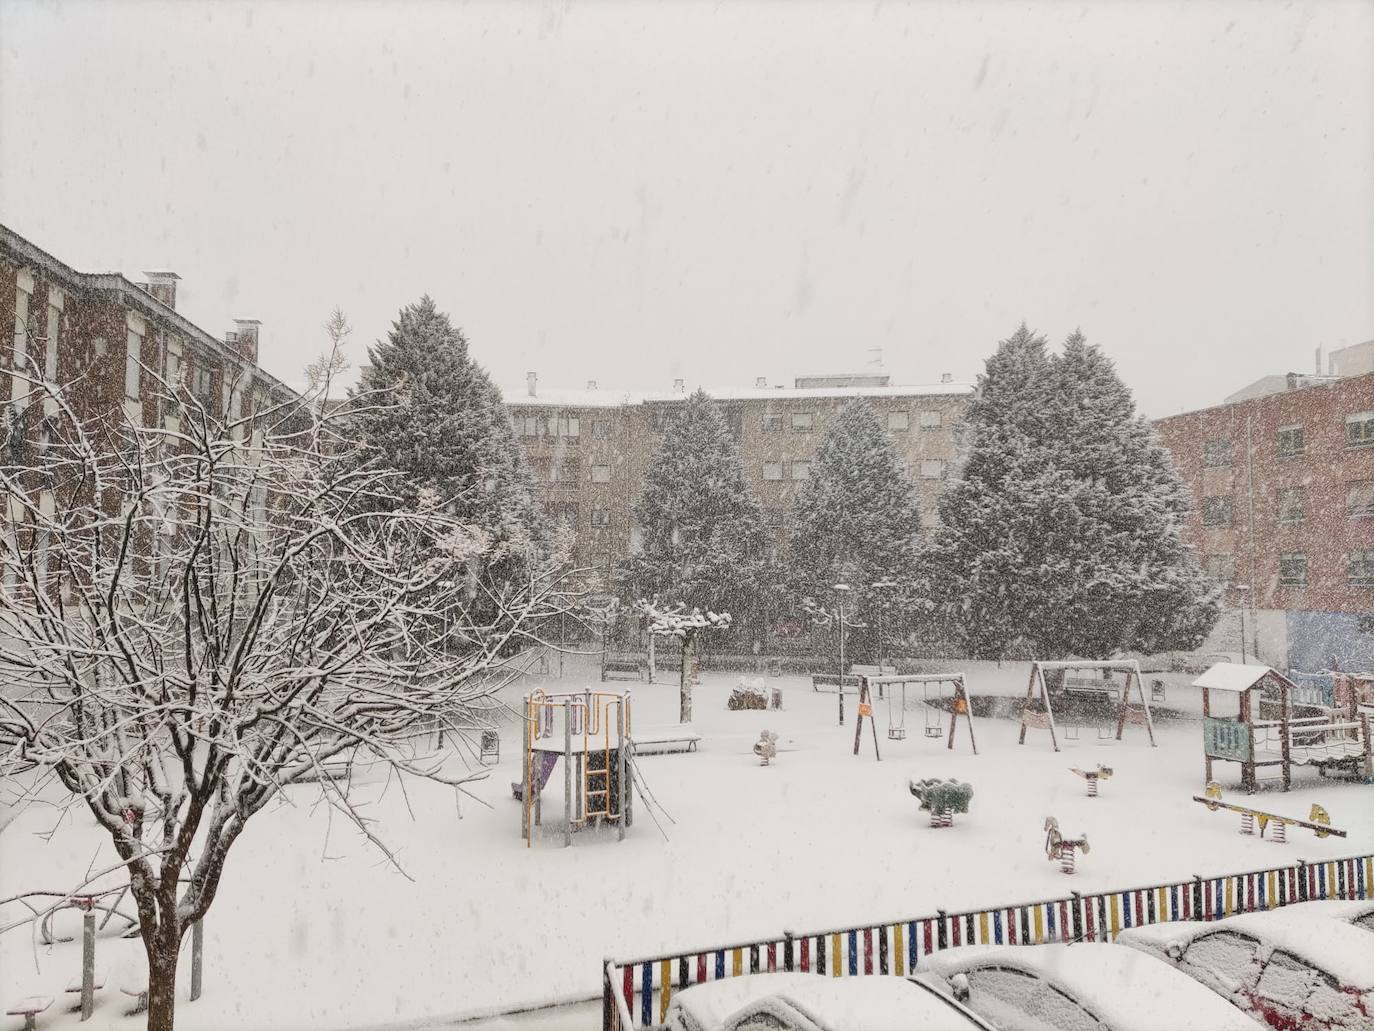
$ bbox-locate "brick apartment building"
[2,223,297,587]
[2,223,290,463]
[503,372,973,591]
[1153,365,1374,672]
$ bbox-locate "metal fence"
[602,852,1373,1030]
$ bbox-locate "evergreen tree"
[349,297,545,559]
[786,397,922,660]
[618,391,769,630]
[927,325,1218,659]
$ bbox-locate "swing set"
[1017,660,1157,752]
[867,673,978,754]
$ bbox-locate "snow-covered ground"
[3,659,1370,1031]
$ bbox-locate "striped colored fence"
[602,853,1373,1030]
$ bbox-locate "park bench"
[6,995,52,1030]
[294,753,353,783]
[1062,675,1116,706]
[121,982,149,1015]
[631,726,701,754]
[601,659,644,682]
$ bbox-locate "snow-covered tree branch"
[0,371,577,1031]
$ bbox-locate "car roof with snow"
[1118,912,1374,989]
[667,973,819,1028]
[919,943,1263,1031]
[1272,899,1374,923]
[720,975,994,1030]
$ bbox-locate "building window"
[762,461,783,481]
[1201,496,1233,526]
[1205,554,1234,584]
[1348,480,1374,519]
[790,460,811,480]
[920,459,944,479]
[12,280,31,369]
[590,463,611,483]
[762,413,784,432]
[1278,552,1307,587]
[556,415,580,438]
[1276,487,1305,525]
[1347,411,1374,449]
[190,361,213,402]
[553,461,579,483]
[919,410,942,429]
[550,502,579,526]
[1351,549,1374,587]
[590,507,611,527]
[887,410,909,431]
[125,329,143,400]
[1276,425,1304,458]
[1203,438,1233,467]
[592,418,612,438]
[790,412,813,431]
[522,415,543,438]
[44,304,59,381]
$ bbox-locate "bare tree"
[0,371,574,1031]
[303,306,353,400]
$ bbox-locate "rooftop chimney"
[143,271,180,310]
[587,379,597,390]
[673,378,685,393]
[527,371,538,397]
[755,376,767,388]
[940,373,953,384]
[231,319,260,364]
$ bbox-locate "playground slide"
[511,751,559,801]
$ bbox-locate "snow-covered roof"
[668,973,816,1027]
[1120,913,1374,989]
[726,975,991,1029]
[1192,663,1278,692]
[920,943,1262,1031]
[504,381,974,408]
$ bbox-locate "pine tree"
[927,325,1218,659]
[349,297,545,559]
[786,397,922,660]
[618,391,769,630]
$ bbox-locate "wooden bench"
[811,673,864,692]
[1062,676,1115,706]
[6,995,52,1030]
[631,727,701,755]
[601,659,644,682]
[120,983,148,1015]
[294,754,353,783]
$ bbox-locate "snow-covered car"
[662,972,996,1031]
[1117,910,1374,1030]
[917,942,1264,1031]
[1266,899,1374,934]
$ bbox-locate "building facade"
[503,372,973,590]
[1153,371,1374,672]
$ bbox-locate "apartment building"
[504,371,973,588]
[2,223,290,457]
[1153,370,1374,671]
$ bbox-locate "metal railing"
[602,852,1373,1029]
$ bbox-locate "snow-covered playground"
[3,659,1371,1030]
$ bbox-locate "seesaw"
[1193,782,1347,843]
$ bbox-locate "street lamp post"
[873,580,898,669]
[1234,584,1252,664]
[834,583,851,725]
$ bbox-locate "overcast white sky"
[2,0,1371,416]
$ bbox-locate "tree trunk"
[679,637,692,724]
[145,918,183,1031]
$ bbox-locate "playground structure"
[909,777,974,827]
[1070,765,1114,797]
[1195,663,1374,793]
[1044,816,1089,874]
[869,673,978,753]
[1018,661,1157,752]
[1194,782,1348,843]
[753,730,779,766]
[518,689,632,848]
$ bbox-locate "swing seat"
[889,727,907,740]
[924,726,942,739]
